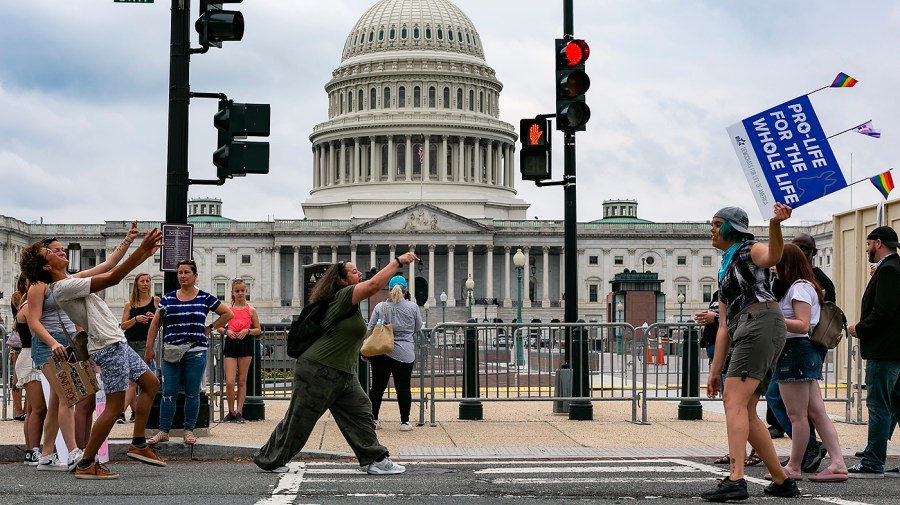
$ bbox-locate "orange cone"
[646,346,655,365]
[656,341,667,365]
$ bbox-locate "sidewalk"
[1,398,890,463]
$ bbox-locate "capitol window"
[425,27,431,39]
[456,88,463,109]
[414,27,419,39]
[370,88,377,109]
[437,28,443,40]
[414,86,421,107]
[443,87,450,108]
[398,86,406,108]
[677,256,687,266]
[428,86,435,108]
[389,28,395,40]
[614,256,624,265]
[378,29,384,41]
[401,27,407,39]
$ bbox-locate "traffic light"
[196,0,245,48]
[555,38,591,132]
[213,99,270,180]
[519,118,551,181]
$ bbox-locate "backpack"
[809,300,847,349]
[286,298,357,359]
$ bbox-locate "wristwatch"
[396,257,402,267]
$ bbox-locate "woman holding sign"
[20,226,166,480]
[701,204,801,502]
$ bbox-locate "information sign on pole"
[160,223,194,272]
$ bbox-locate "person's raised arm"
[89,228,162,293]
[352,251,420,305]
[77,221,141,278]
[751,203,792,269]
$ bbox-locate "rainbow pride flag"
[831,72,858,88]
[870,171,895,199]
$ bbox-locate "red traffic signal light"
[558,39,590,67]
[520,118,552,181]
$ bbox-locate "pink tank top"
[229,305,251,332]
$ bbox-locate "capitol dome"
[303,0,527,221]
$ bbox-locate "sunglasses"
[41,237,58,247]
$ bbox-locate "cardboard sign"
[727,94,846,219]
[47,356,100,407]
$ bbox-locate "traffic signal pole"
[164,0,192,293]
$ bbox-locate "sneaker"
[116,413,127,425]
[764,477,800,498]
[234,413,247,424]
[36,453,67,472]
[400,422,412,431]
[801,440,826,473]
[768,426,785,439]
[24,447,40,466]
[367,456,406,475]
[373,419,382,430]
[67,448,84,472]
[75,461,118,480]
[127,444,167,467]
[223,412,236,423]
[267,465,290,473]
[129,411,136,423]
[848,462,884,479]
[700,477,748,502]
[885,466,900,478]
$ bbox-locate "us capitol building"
[0,0,835,324]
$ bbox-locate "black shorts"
[223,337,255,359]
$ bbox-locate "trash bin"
[553,368,572,414]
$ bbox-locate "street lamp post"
[513,249,526,368]
[440,290,447,323]
[615,301,624,355]
[465,276,474,320]
[677,291,702,420]
[423,302,430,328]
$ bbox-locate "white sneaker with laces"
[67,448,84,472]
[399,422,412,431]
[367,456,406,475]
[36,453,67,472]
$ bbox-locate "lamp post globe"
[465,276,475,320]
[676,293,685,322]
[513,248,526,367]
[439,290,447,323]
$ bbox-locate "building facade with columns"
[0,0,836,324]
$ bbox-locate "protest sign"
[727,95,846,219]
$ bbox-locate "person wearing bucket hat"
[701,202,800,501]
[366,274,422,433]
[848,225,900,478]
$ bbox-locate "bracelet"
[395,257,402,267]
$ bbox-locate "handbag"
[360,302,395,357]
[5,330,22,350]
[50,312,100,407]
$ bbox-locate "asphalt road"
[3,457,900,505]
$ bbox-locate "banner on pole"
[727,95,846,219]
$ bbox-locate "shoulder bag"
[360,302,395,357]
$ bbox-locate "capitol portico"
[0,0,837,325]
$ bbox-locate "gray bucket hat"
[714,207,751,234]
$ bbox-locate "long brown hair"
[129,273,151,307]
[309,261,349,304]
[774,243,824,304]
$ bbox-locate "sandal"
[713,454,730,464]
[745,449,762,467]
[182,431,197,445]
[148,432,170,445]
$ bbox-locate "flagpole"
[826,119,872,140]
[805,85,829,97]
[845,167,894,188]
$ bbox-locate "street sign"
[160,223,194,272]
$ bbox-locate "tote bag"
[360,302,395,357]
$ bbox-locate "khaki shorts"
[15,348,43,388]
[727,304,786,396]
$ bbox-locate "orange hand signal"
[529,123,543,145]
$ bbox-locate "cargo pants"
[253,357,388,470]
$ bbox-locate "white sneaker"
[36,453,67,472]
[399,422,412,431]
[373,419,382,430]
[367,456,405,475]
[67,448,84,472]
[268,465,290,473]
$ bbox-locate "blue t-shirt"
[159,289,221,350]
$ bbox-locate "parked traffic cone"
[656,342,666,365]
[646,346,655,365]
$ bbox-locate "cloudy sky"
[1,0,896,226]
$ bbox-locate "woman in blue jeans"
[145,260,232,445]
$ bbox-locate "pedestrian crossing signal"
[520,118,551,181]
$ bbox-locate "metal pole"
[164,0,191,293]
[458,320,483,420]
[516,267,525,367]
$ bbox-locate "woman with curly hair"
[21,227,165,479]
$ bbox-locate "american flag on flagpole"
[854,120,881,139]
[418,145,424,164]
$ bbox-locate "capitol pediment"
[349,203,490,234]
